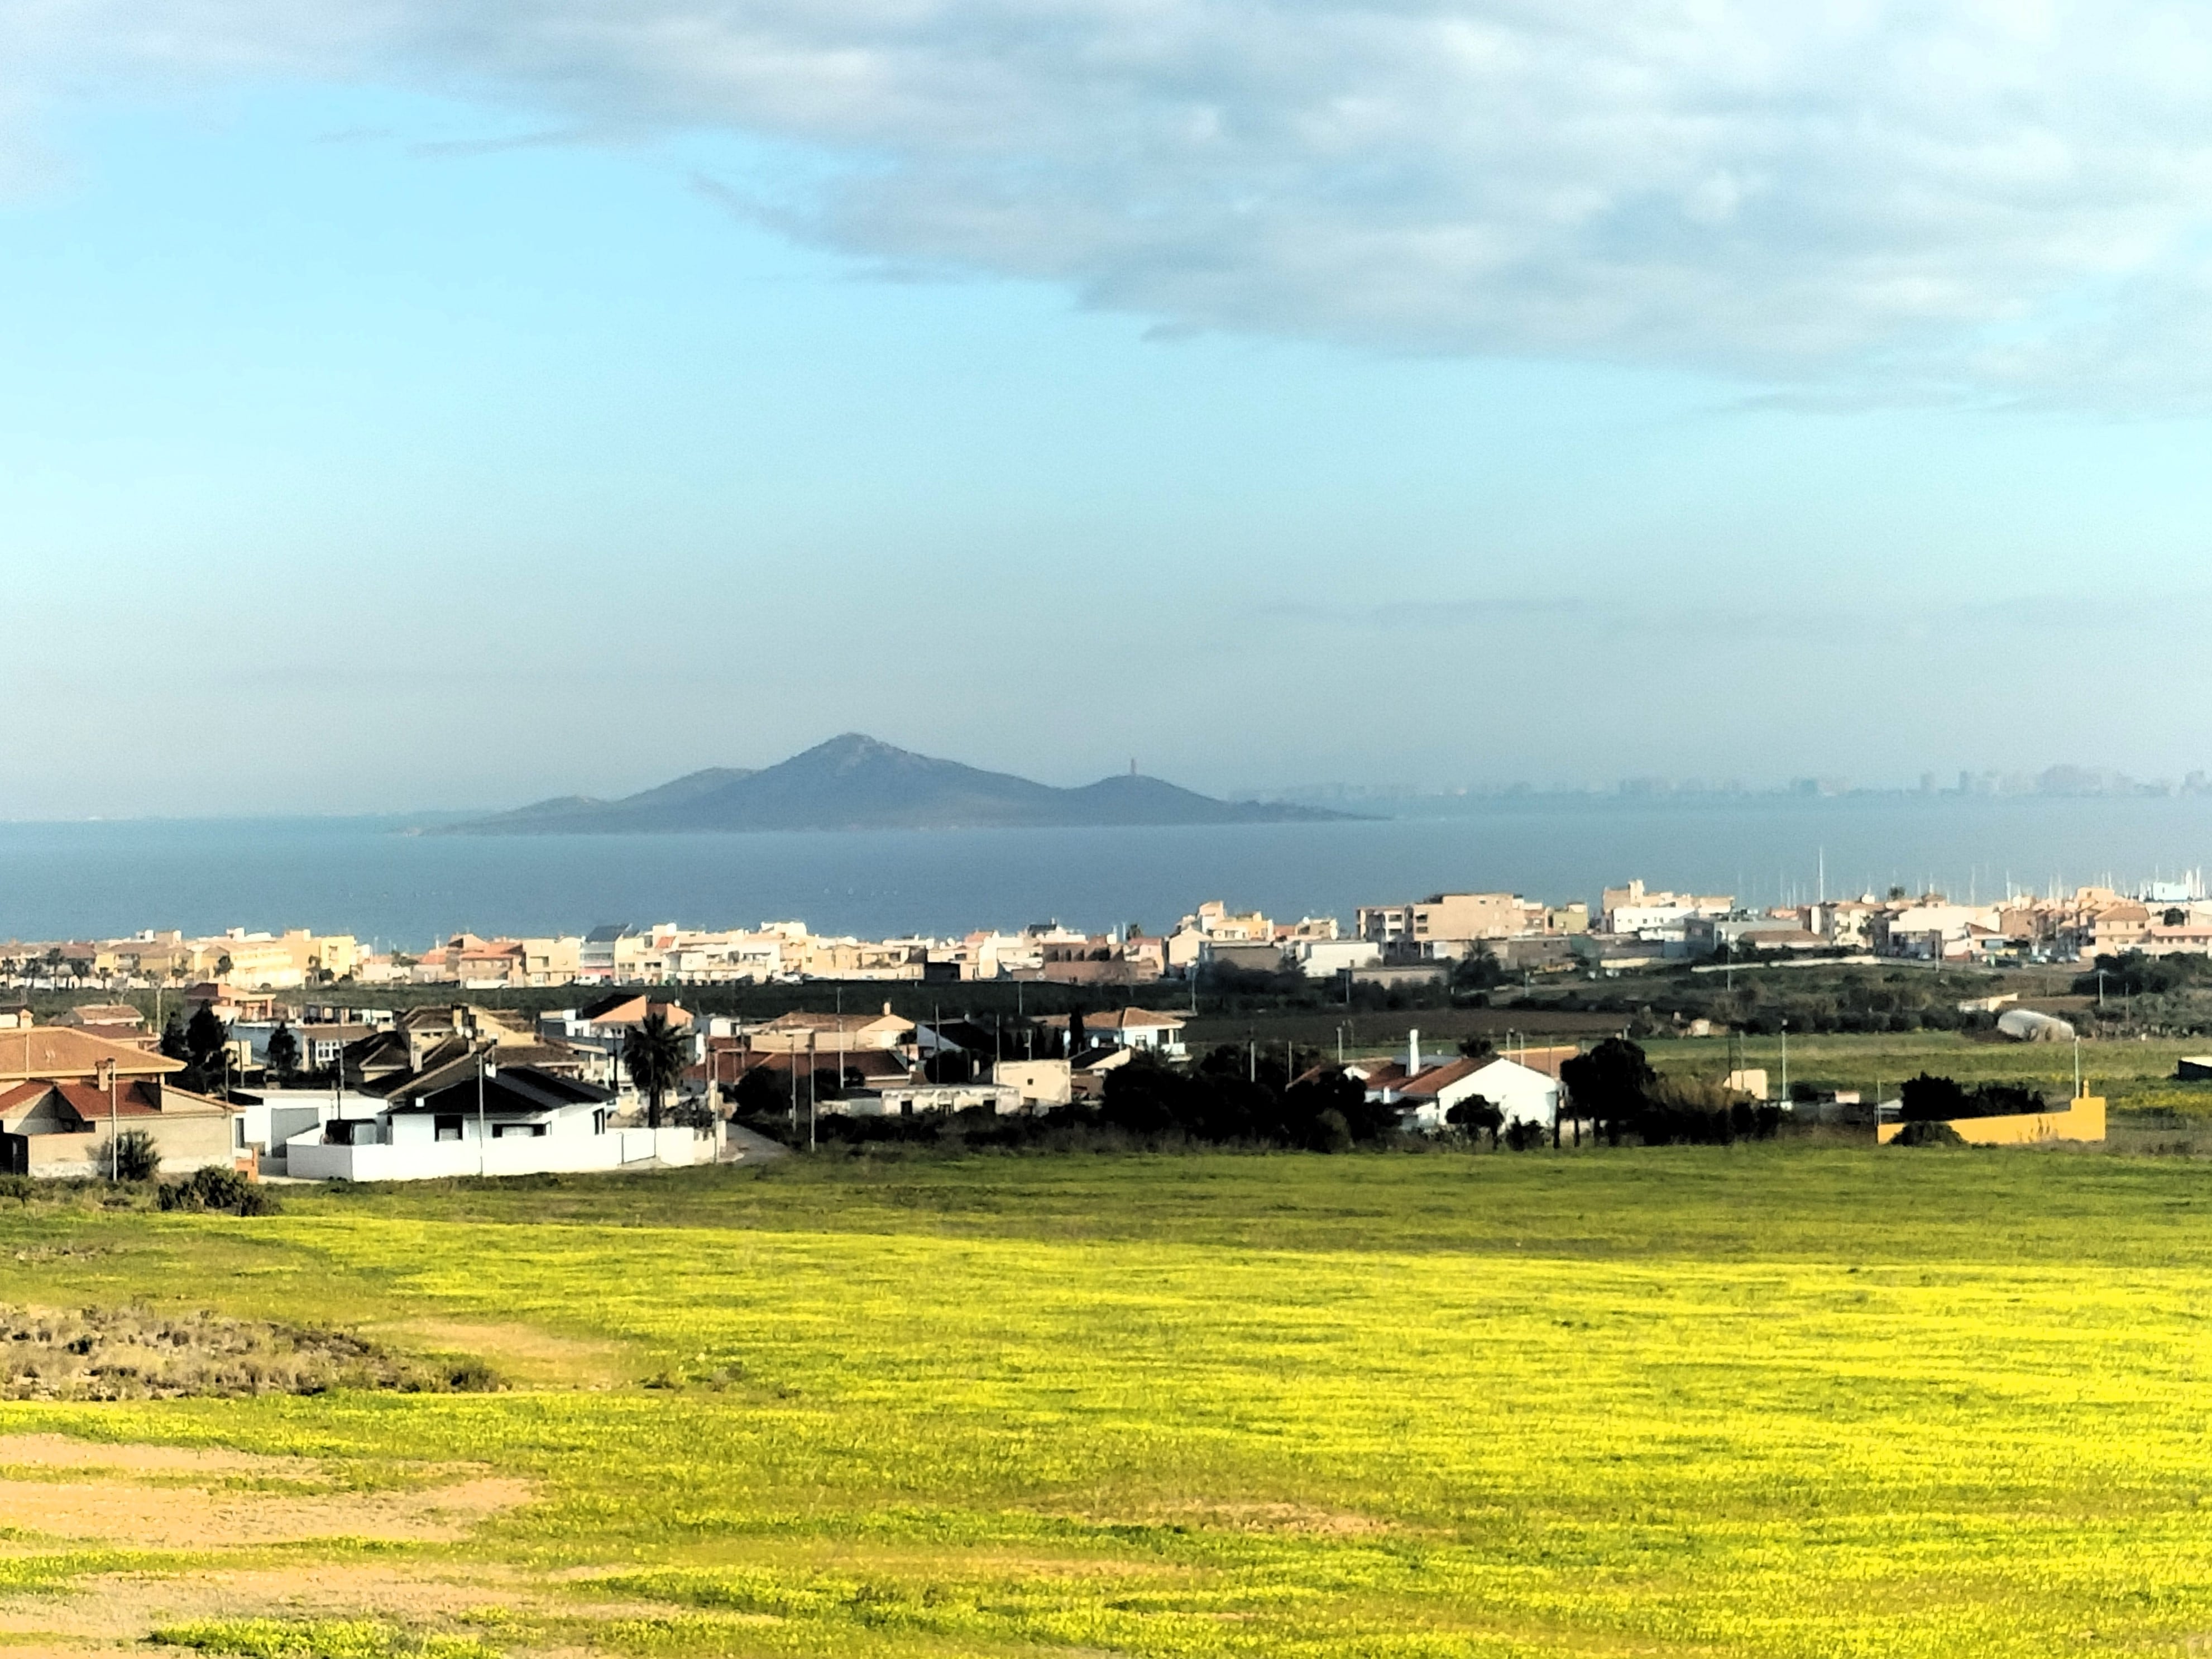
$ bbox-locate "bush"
[1311,1109,1355,1154]
[670,1096,720,1132]
[1503,1118,1548,1151]
[109,1130,160,1183]
[1893,1119,1966,1147]
[158,1165,280,1217]
[1446,1094,1504,1145]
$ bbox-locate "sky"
[7,1,2212,816]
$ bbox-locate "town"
[0,874,2190,1183]
[6,873,2200,996]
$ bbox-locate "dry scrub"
[0,1306,499,1400]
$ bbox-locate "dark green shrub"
[1504,1118,1548,1151]
[157,1165,280,1216]
[1894,1119,1966,1147]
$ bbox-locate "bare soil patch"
[0,1433,305,1479]
[0,1561,535,1652]
[0,1474,528,1549]
[0,1433,529,1550]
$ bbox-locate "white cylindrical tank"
[1997,1007,2075,1043]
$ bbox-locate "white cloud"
[19,0,2212,399]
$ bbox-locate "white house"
[1386,1056,1562,1133]
[281,1064,712,1181]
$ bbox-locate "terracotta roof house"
[576,993,694,1030]
[744,1007,910,1053]
[0,1030,237,1179]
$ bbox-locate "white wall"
[283,1123,711,1181]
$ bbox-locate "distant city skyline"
[8,8,2212,817]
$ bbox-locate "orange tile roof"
[0,1027,182,1084]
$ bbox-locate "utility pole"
[104,1060,117,1181]
[476,1044,491,1178]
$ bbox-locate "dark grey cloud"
[20,0,2212,400]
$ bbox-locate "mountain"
[442,735,1352,834]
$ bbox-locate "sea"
[3,793,2211,948]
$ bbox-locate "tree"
[623,1012,688,1129]
[730,1065,786,1120]
[1451,948,1505,992]
[1456,1034,1496,1061]
[1067,1007,1086,1055]
[1899,1072,2044,1122]
[159,1014,189,1063]
[1100,1056,1199,1136]
[182,1004,231,1096]
[1277,1066,1395,1147]
[265,1022,301,1082]
[1897,1072,1969,1122]
[1559,1037,1655,1145]
[1447,1093,1505,1147]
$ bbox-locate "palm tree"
[623,1012,688,1130]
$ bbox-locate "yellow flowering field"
[6,1149,2212,1657]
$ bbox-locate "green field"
[1643,1030,2212,1110]
[9,1150,2212,1657]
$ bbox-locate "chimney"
[1408,1029,1420,1074]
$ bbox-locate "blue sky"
[7,7,2212,816]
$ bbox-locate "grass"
[9,1148,2212,1654]
[1641,1029,2209,1112]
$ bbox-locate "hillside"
[442,734,1349,833]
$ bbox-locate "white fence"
[283,1125,714,1182]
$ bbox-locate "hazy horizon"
[9,7,2212,817]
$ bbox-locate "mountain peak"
[443,737,1354,834]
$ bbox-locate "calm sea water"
[3,796,2210,947]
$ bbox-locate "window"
[434,1115,462,1142]
[493,1122,547,1138]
